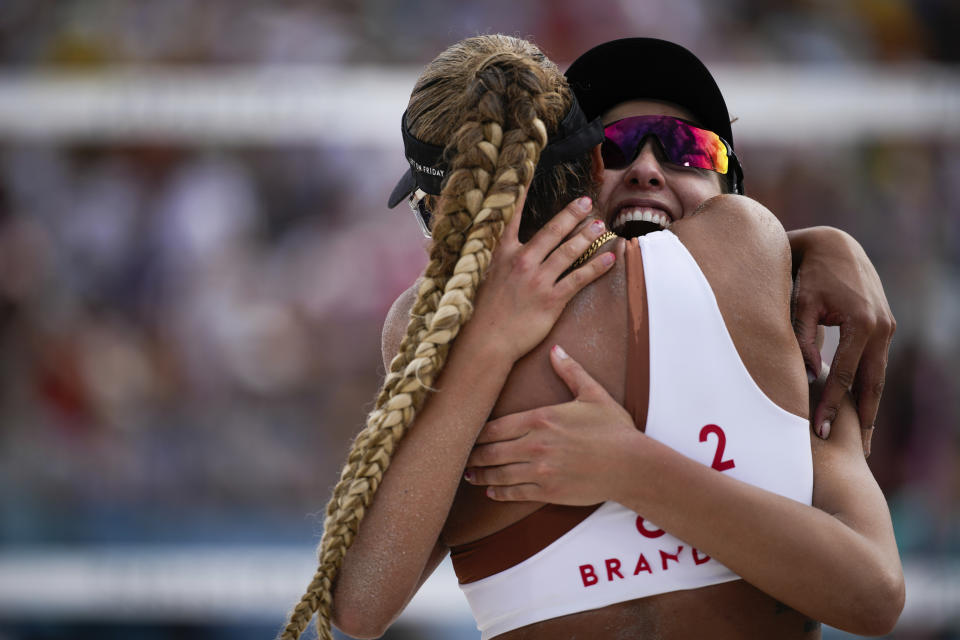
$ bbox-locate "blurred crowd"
[0,0,958,66]
[0,0,958,573]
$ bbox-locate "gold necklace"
[572,230,617,269]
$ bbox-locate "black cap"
[565,37,734,148]
[566,37,743,193]
[388,109,449,208]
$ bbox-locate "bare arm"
[618,375,902,635]
[788,226,896,450]
[331,197,616,637]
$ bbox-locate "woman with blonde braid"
[279,35,615,640]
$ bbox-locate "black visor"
[387,97,603,208]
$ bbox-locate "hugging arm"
[330,198,615,638]
[467,196,904,635]
[474,354,903,635]
[788,226,896,451]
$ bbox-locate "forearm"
[787,226,860,279]
[332,328,514,631]
[615,432,902,634]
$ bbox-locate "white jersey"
[459,230,813,639]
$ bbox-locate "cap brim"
[565,38,733,146]
[387,168,415,208]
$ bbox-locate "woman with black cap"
[461,38,902,638]
[282,36,902,640]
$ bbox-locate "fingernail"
[553,344,568,360]
[464,470,473,482]
[590,219,605,233]
[575,196,592,211]
[818,420,831,439]
[807,367,816,384]
[601,252,615,266]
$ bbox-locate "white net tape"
[0,65,957,145]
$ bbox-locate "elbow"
[331,606,390,639]
[331,587,403,639]
[841,565,905,636]
[330,568,402,638]
[869,567,905,636]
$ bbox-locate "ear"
[590,144,604,184]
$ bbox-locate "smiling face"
[598,100,725,238]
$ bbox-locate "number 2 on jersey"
[699,424,735,472]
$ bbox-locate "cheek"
[596,172,618,208]
[679,179,723,216]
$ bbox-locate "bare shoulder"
[382,281,419,370]
[672,194,793,302]
[672,195,807,418]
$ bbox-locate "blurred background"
[0,0,958,638]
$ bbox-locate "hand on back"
[465,194,616,364]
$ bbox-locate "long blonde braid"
[279,35,571,640]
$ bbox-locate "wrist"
[609,429,656,506]
[788,226,850,278]
[451,322,518,377]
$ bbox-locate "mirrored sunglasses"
[601,115,734,176]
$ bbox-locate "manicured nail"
[590,219,605,233]
[807,367,816,384]
[553,344,568,360]
[464,470,474,482]
[575,196,592,211]
[818,420,831,439]
[600,252,615,266]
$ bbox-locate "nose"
[622,139,666,190]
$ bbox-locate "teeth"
[611,208,671,232]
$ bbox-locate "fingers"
[861,426,875,458]
[464,463,545,502]
[854,305,894,428]
[541,217,607,274]
[467,439,528,468]
[553,246,616,302]
[474,412,532,445]
[522,196,594,259]
[549,344,606,400]
[485,483,541,502]
[814,322,868,439]
[501,184,528,248]
[791,287,823,383]
[464,462,531,488]
[849,336,889,437]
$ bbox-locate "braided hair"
[279,34,592,640]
